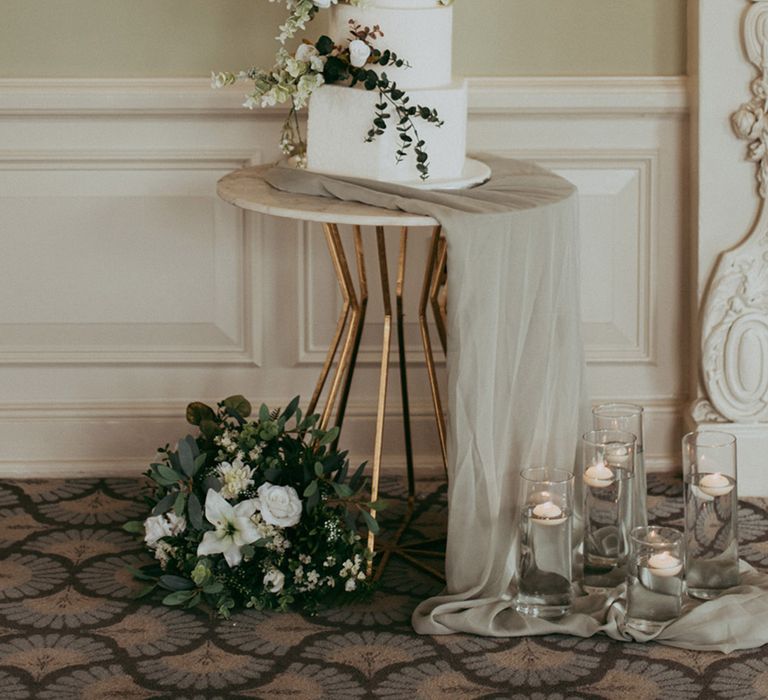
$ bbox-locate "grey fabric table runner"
[264,155,768,652]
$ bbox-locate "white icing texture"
[330,4,453,88]
[306,81,467,183]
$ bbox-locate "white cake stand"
[296,157,493,191]
[403,157,493,191]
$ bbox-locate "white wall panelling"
[0,77,689,476]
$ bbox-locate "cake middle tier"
[329,2,453,90]
[306,80,467,183]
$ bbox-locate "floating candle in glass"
[581,430,636,592]
[531,500,566,525]
[625,526,684,633]
[593,403,647,528]
[514,467,574,619]
[698,472,734,498]
[683,431,739,600]
[647,551,683,577]
[583,460,614,489]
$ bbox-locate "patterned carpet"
[0,474,768,699]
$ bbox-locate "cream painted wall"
[1,0,685,78]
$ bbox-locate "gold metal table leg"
[319,224,361,432]
[367,226,393,563]
[395,227,416,500]
[333,226,368,449]
[420,226,448,472]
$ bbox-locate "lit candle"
[584,461,614,489]
[698,472,734,498]
[647,551,683,577]
[531,500,565,525]
[605,443,630,466]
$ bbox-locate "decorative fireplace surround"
[690,0,768,495]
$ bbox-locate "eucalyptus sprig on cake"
[124,395,379,617]
[212,0,450,179]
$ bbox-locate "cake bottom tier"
[306,80,467,183]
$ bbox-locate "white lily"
[197,489,261,568]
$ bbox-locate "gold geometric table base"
[215,165,449,580]
[307,223,448,578]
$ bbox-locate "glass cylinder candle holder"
[625,526,684,634]
[682,430,739,599]
[593,403,647,528]
[581,430,636,592]
[514,467,574,619]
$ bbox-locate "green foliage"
[130,396,376,617]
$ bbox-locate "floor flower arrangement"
[125,396,378,617]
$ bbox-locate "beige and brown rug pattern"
[0,475,767,699]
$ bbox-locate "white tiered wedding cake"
[306,0,474,186]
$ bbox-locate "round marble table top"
[217,164,439,227]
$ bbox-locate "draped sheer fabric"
[264,156,768,652]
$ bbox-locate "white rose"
[295,43,318,64]
[349,39,372,68]
[143,514,170,548]
[257,483,303,528]
[263,568,285,593]
[144,512,186,548]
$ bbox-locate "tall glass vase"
[682,430,739,599]
[581,429,636,592]
[593,403,647,528]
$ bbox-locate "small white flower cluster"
[339,554,366,592]
[213,429,239,457]
[143,512,186,569]
[250,503,291,554]
[293,563,325,593]
[216,457,255,500]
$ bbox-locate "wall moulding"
[0,76,689,118]
[0,151,263,365]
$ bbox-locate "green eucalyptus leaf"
[151,492,176,516]
[361,508,380,535]
[157,463,180,484]
[283,396,300,421]
[122,520,144,534]
[159,575,195,591]
[331,482,353,499]
[303,480,318,498]
[177,437,195,476]
[203,581,224,595]
[173,491,186,517]
[192,452,207,477]
[314,461,324,478]
[315,34,334,56]
[187,492,203,530]
[318,426,339,447]
[223,395,251,417]
[186,402,215,426]
[200,419,219,440]
[162,589,196,606]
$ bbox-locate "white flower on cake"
[295,43,327,72]
[348,39,372,68]
[197,489,262,567]
[263,568,286,593]
[216,458,255,500]
[143,512,186,548]
[257,483,303,528]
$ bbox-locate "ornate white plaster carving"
[690,398,728,424]
[700,0,768,422]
